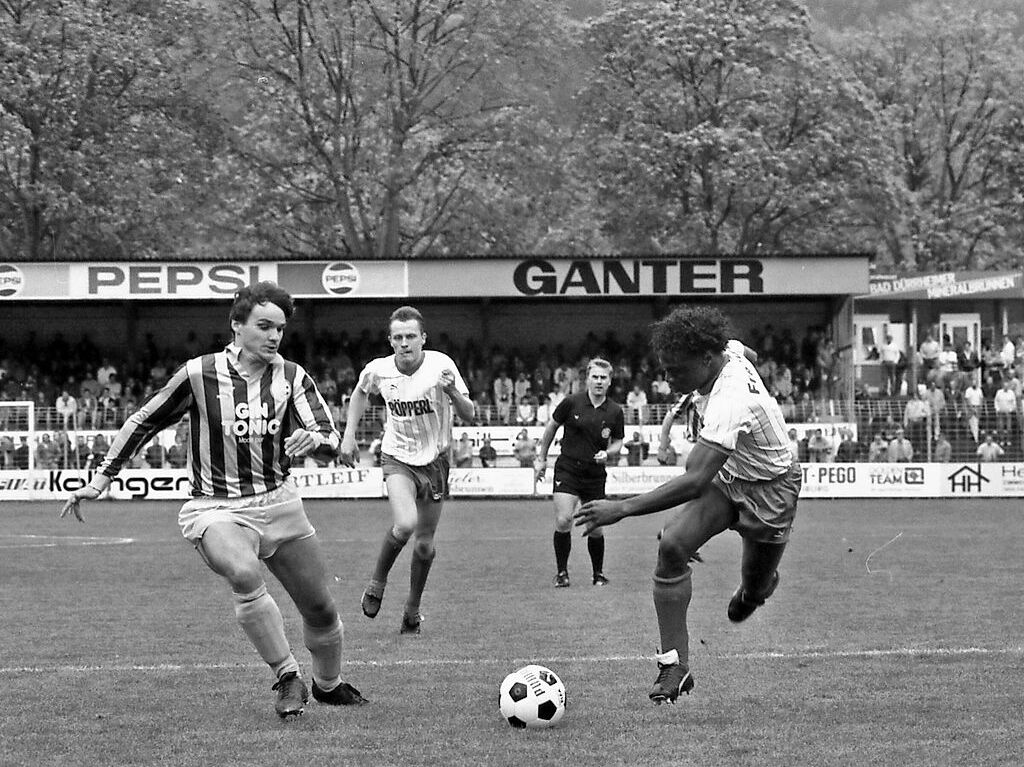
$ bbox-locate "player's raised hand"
[338,435,359,468]
[573,498,625,536]
[59,484,102,523]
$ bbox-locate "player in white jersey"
[574,306,801,705]
[340,306,474,635]
[59,282,366,718]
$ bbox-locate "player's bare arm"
[440,369,475,422]
[339,387,370,467]
[573,442,728,535]
[534,417,561,480]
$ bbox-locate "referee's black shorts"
[552,456,607,503]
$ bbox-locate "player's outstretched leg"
[362,528,407,618]
[728,540,786,623]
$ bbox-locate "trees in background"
[0,0,1020,269]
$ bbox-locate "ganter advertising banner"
[0,256,868,300]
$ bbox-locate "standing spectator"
[492,370,513,425]
[96,358,117,388]
[924,381,947,440]
[933,432,952,462]
[478,436,497,467]
[35,433,59,470]
[807,429,832,463]
[650,373,672,404]
[999,335,1016,375]
[993,379,1018,445]
[13,436,30,469]
[868,433,889,462]
[513,372,531,405]
[626,382,649,425]
[887,428,914,462]
[512,429,537,468]
[454,433,474,468]
[624,431,649,466]
[976,433,1005,462]
[55,390,78,431]
[786,428,801,463]
[0,435,14,469]
[880,335,901,395]
[956,341,980,389]
[937,340,958,387]
[902,391,930,456]
[919,333,941,379]
[962,381,984,443]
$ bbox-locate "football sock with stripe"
[303,615,344,692]
[553,530,571,573]
[652,568,693,670]
[233,584,299,679]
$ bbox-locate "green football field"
[1,497,1021,767]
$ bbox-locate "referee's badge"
[271,380,292,400]
[601,427,611,440]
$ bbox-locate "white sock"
[233,585,299,678]
[655,648,680,666]
[303,615,344,691]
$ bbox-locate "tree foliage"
[0,0,221,260]
[576,0,893,254]
[216,0,588,257]
[831,2,1024,271]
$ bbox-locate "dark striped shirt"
[98,345,339,497]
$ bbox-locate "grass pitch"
[1,497,1021,767]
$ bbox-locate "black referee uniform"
[551,392,625,501]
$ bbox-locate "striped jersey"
[356,350,468,466]
[97,344,339,497]
[693,340,793,481]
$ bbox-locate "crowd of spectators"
[0,324,1020,468]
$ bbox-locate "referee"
[535,358,625,587]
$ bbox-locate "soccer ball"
[498,664,566,729]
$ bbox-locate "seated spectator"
[933,432,952,462]
[516,395,536,426]
[657,441,678,466]
[144,439,167,468]
[626,383,648,425]
[649,373,672,404]
[478,436,497,468]
[167,434,188,468]
[624,431,649,466]
[35,433,59,470]
[976,432,1005,462]
[55,390,77,431]
[454,433,474,468]
[887,428,914,462]
[868,433,889,462]
[369,431,384,467]
[834,429,865,462]
[534,393,552,426]
[786,428,801,463]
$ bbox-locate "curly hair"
[649,305,732,360]
[229,281,294,324]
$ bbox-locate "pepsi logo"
[321,262,360,295]
[0,265,24,298]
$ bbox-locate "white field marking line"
[0,534,134,548]
[865,530,903,580]
[3,646,1023,675]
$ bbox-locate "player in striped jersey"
[574,306,801,705]
[59,282,366,718]
[340,306,474,635]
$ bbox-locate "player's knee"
[412,538,435,560]
[657,533,695,573]
[219,562,263,592]
[391,524,414,544]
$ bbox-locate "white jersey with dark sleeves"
[694,339,794,481]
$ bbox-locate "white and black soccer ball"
[498,664,566,729]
